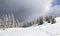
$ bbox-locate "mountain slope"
[0,17,60,36]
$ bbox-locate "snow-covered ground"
[0,17,60,36]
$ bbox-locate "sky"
[47,0,60,16]
[0,0,60,22]
[52,0,60,7]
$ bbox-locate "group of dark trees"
[23,21,35,28]
[37,16,44,25]
[37,16,56,25]
[23,16,56,28]
[44,16,56,24]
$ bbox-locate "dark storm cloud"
[0,0,52,22]
[0,0,32,22]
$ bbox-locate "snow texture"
[0,17,60,36]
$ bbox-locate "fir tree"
[51,17,56,24]
[38,17,44,25]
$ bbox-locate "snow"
[0,17,60,36]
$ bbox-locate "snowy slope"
[0,17,60,36]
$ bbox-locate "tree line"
[23,16,56,27]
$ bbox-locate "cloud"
[47,5,60,16]
[0,0,52,22]
[27,0,52,19]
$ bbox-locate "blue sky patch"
[52,0,60,7]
